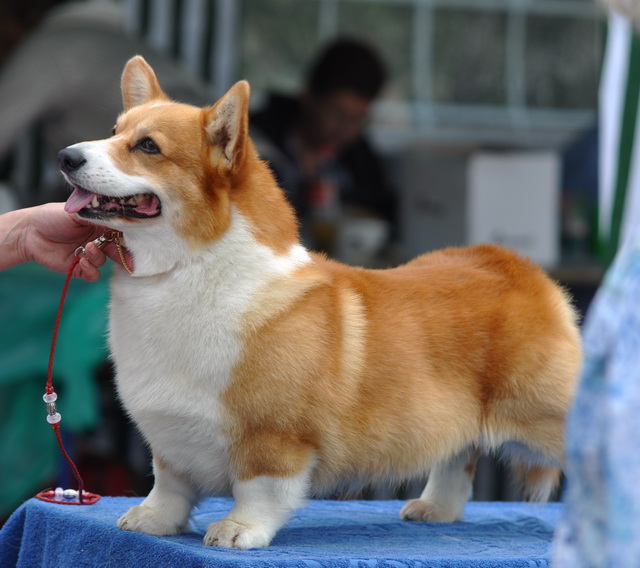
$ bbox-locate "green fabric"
[0,263,110,516]
[604,30,640,264]
[2,381,58,517]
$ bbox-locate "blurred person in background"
[251,37,397,258]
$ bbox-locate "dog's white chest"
[109,269,241,490]
[107,211,311,491]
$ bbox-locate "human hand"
[1,202,122,281]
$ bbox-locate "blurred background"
[0,0,610,520]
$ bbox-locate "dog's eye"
[136,137,160,154]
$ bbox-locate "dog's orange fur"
[223,245,580,493]
[71,57,582,546]
[112,57,580,498]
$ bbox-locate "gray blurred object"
[0,1,210,206]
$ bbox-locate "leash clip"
[76,231,132,274]
[74,231,125,258]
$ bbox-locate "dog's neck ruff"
[115,218,186,278]
[116,205,311,281]
[116,242,171,279]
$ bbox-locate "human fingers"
[83,241,107,268]
[74,257,101,282]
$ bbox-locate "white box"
[467,152,560,267]
[400,148,560,267]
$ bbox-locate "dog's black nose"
[58,148,86,174]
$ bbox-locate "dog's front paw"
[203,519,274,549]
[118,504,187,536]
[400,499,461,523]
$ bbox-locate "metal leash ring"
[74,231,122,258]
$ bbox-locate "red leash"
[36,253,100,505]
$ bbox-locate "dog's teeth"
[91,196,100,208]
[126,197,137,205]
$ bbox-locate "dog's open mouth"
[64,186,161,219]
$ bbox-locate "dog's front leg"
[118,453,197,536]
[204,467,312,549]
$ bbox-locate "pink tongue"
[64,187,95,213]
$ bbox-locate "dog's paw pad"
[204,519,272,549]
[117,504,185,536]
[400,499,460,523]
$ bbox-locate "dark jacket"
[250,93,396,229]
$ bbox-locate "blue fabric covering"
[0,497,561,567]
[553,231,640,567]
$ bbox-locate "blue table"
[0,497,561,567]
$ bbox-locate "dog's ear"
[204,81,250,175]
[121,56,168,111]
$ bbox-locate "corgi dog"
[59,56,581,550]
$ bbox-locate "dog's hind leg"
[400,447,479,523]
[516,464,562,502]
[501,415,566,502]
[506,441,564,502]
